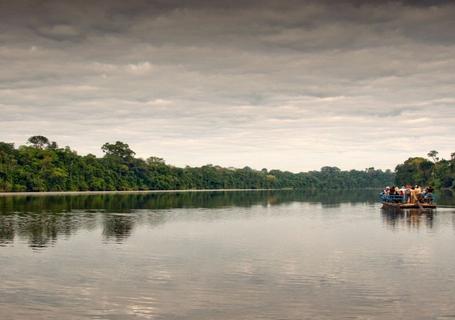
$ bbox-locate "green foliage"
[427,150,439,162]
[395,151,455,189]
[27,135,50,149]
[0,136,395,192]
[102,141,135,160]
[395,157,433,186]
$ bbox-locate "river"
[1,190,454,320]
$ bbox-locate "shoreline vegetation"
[0,187,392,197]
[1,136,453,193]
[395,150,455,190]
[0,188,288,197]
[0,136,393,192]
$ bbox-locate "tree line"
[0,136,394,192]
[395,150,455,189]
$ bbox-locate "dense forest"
[0,136,395,192]
[395,150,455,189]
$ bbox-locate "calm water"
[1,190,455,320]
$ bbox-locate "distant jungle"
[0,136,452,192]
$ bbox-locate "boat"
[380,193,436,209]
[381,202,436,209]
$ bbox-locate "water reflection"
[0,189,453,248]
[1,190,377,248]
[380,189,455,231]
[0,189,380,214]
[1,190,455,320]
[381,209,434,230]
[0,211,97,248]
[102,214,137,243]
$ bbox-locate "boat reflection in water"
[381,208,434,230]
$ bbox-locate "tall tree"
[427,150,439,163]
[27,136,50,149]
[102,141,136,160]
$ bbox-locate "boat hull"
[381,202,436,209]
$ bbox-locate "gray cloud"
[1,0,454,171]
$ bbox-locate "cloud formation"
[1,0,454,171]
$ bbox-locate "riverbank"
[0,188,292,197]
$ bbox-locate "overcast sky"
[1,0,454,171]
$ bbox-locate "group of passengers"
[382,185,434,204]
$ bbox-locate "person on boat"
[416,185,424,202]
[398,187,406,203]
[411,185,426,204]
[384,186,390,195]
[381,187,390,202]
[410,186,419,204]
[404,185,412,203]
[388,186,402,203]
[423,186,434,204]
[389,186,396,195]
